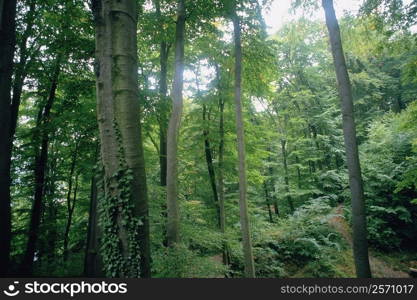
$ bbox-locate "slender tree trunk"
[63,170,79,262]
[281,140,294,213]
[322,0,372,278]
[93,0,150,277]
[216,67,229,266]
[294,148,302,189]
[84,158,104,277]
[263,181,273,223]
[232,4,255,278]
[20,58,61,275]
[155,0,170,187]
[203,105,220,221]
[310,124,323,171]
[10,0,36,141]
[0,0,17,277]
[166,0,185,247]
[266,155,279,216]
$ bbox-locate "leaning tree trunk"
[322,0,372,278]
[202,104,220,225]
[231,4,256,278]
[92,0,150,277]
[166,0,185,248]
[0,0,17,277]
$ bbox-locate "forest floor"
[329,205,412,278]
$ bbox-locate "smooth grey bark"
[322,0,372,278]
[166,0,185,247]
[93,0,150,277]
[0,0,16,277]
[231,4,256,278]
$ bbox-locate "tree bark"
[166,0,185,248]
[0,0,17,277]
[322,0,372,278]
[231,4,255,278]
[93,0,150,277]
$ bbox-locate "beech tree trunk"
[166,0,185,247]
[322,0,372,278]
[93,0,150,277]
[0,0,16,277]
[232,3,255,278]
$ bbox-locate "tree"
[20,56,61,275]
[322,0,372,278]
[166,0,186,247]
[92,0,150,277]
[0,0,17,277]
[231,0,255,278]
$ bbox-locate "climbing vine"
[97,122,143,277]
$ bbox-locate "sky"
[262,0,364,35]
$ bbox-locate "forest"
[0,0,416,278]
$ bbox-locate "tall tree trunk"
[322,0,372,278]
[310,124,323,171]
[93,0,150,277]
[155,0,170,187]
[216,66,229,265]
[266,155,279,216]
[294,147,302,189]
[0,0,17,277]
[20,58,61,275]
[281,140,294,213]
[63,167,79,262]
[231,3,255,278]
[62,142,78,262]
[263,181,273,223]
[166,0,185,247]
[84,159,104,277]
[10,0,36,141]
[203,104,220,224]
